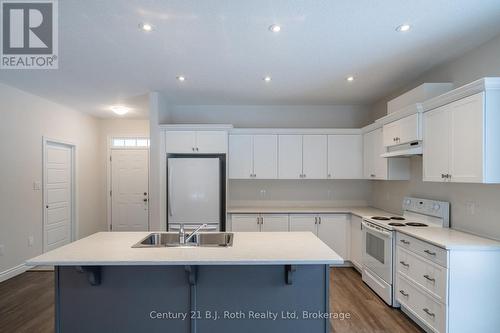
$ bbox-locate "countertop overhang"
[26,232,344,266]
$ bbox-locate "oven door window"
[366,232,385,264]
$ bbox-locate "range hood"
[381,141,422,158]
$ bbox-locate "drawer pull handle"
[423,308,435,317]
[400,239,410,245]
[399,261,410,267]
[423,274,435,282]
[399,290,409,297]
[424,249,436,256]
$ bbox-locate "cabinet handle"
[370,174,376,178]
[303,174,306,178]
[447,174,451,179]
[196,147,199,151]
[327,174,331,178]
[441,174,445,179]
[399,261,409,267]
[399,290,409,297]
[400,239,410,245]
[423,308,435,317]
[424,249,436,256]
[423,274,435,282]
[192,147,195,151]
[314,217,318,224]
[318,217,321,224]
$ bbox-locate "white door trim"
[106,135,150,231]
[42,137,77,253]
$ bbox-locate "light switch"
[33,181,41,190]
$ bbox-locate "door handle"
[143,198,148,202]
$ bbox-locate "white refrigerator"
[167,156,224,232]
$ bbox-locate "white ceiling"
[2,0,500,118]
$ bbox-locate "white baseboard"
[0,264,30,283]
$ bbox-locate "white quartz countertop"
[227,205,392,218]
[26,232,343,266]
[396,227,500,250]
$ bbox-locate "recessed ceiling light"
[396,24,411,32]
[263,76,272,82]
[110,105,131,115]
[139,23,153,32]
[269,24,281,33]
[346,76,355,82]
[177,75,186,82]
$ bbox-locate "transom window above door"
[112,137,150,148]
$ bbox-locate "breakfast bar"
[27,232,342,333]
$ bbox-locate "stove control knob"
[433,203,440,211]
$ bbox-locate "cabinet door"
[253,135,278,179]
[398,114,420,144]
[303,135,327,179]
[165,131,196,153]
[260,214,289,232]
[196,131,227,153]
[449,93,484,183]
[373,128,388,179]
[363,130,375,178]
[328,135,362,179]
[423,106,450,182]
[317,215,349,259]
[289,215,317,234]
[231,214,260,232]
[278,135,303,179]
[382,120,400,147]
[350,215,363,270]
[228,135,253,179]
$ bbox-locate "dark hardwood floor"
[0,268,422,333]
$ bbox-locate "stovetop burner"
[390,217,405,220]
[405,222,428,227]
[388,222,406,226]
[371,216,390,221]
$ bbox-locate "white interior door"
[44,142,73,252]
[111,149,149,231]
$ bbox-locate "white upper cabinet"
[383,114,420,147]
[278,135,303,179]
[303,135,327,179]
[364,128,410,180]
[423,91,500,183]
[165,131,196,153]
[229,134,278,179]
[253,135,278,179]
[165,130,227,153]
[328,135,363,179]
[228,135,253,179]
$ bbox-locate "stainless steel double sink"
[132,232,234,248]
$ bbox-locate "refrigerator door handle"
[168,164,174,217]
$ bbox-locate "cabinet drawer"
[397,233,448,267]
[397,275,446,333]
[397,246,448,303]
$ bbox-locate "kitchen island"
[27,232,342,333]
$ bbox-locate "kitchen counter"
[227,205,393,218]
[26,231,343,266]
[396,227,500,250]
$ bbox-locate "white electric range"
[361,197,450,307]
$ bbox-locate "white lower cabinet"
[349,215,363,270]
[230,214,288,232]
[395,232,500,333]
[231,213,351,262]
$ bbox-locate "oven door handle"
[362,221,393,238]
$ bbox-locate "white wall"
[370,34,500,240]
[0,83,104,279]
[162,105,371,128]
[229,180,371,208]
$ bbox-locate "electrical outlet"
[28,236,34,247]
[0,244,5,256]
[259,189,267,199]
[466,201,476,215]
[33,181,41,191]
